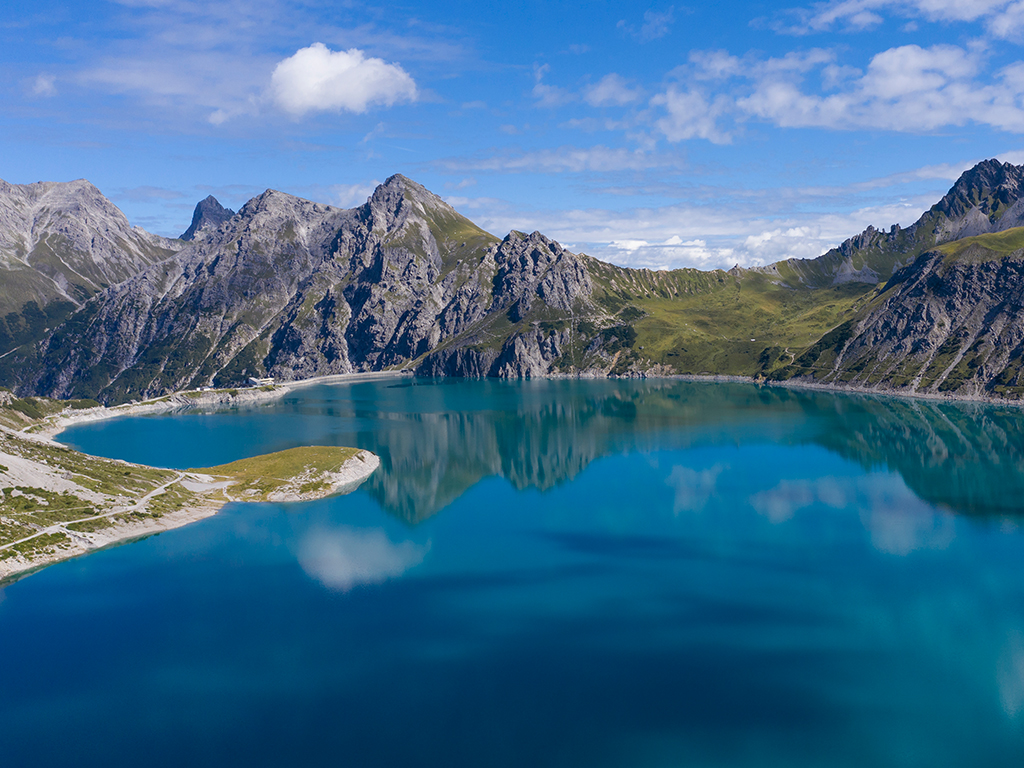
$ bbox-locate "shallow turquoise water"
[3,379,1024,766]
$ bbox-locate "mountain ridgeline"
[0,179,182,355]
[5,160,1024,403]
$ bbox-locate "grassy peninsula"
[0,391,378,581]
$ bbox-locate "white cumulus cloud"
[269,43,417,117]
[653,43,1024,141]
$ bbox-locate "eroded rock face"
[0,179,182,353]
[781,245,1024,397]
[14,175,609,402]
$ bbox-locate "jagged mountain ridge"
[8,159,1024,403]
[0,178,182,313]
[757,159,1024,289]
[13,175,607,402]
[180,196,236,241]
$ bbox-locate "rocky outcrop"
[180,196,236,241]
[0,179,181,312]
[757,159,1024,288]
[774,238,1024,398]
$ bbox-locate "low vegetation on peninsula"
[0,391,378,581]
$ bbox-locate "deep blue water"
[3,378,1024,767]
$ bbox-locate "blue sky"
[4,0,1024,270]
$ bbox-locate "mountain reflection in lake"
[17,378,1022,768]
[64,378,1024,523]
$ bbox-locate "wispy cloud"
[29,73,56,97]
[445,175,941,270]
[766,0,1024,39]
[532,63,575,107]
[48,0,461,129]
[618,6,677,42]
[438,145,688,173]
[329,181,381,207]
[651,43,1024,142]
[584,74,644,107]
[113,185,187,202]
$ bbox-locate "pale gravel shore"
[35,370,413,440]
[0,449,380,583]
[0,495,223,582]
[1,373,397,583]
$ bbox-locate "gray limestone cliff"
[12,176,603,403]
[0,178,182,357]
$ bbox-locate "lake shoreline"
[550,370,1024,409]
[28,367,1024,445]
[2,374,390,582]
[35,370,413,440]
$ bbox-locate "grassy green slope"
[582,258,877,377]
[936,226,1024,261]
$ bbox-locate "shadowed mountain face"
[180,196,236,241]
[9,159,1024,403]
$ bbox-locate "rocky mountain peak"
[365,174,466,233]
[934,159,1024,221]
[180,195,235,241]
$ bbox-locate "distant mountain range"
[3,159,1024,403]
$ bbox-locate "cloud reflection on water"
[298,526,429,592]
[750,473,955,555]
[665,464,727,514]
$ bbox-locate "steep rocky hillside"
[0,178,182,353]
[757,159,1024,288]
[771,226,1024,398]
[9,159,1024,404]
[10,175,527,401]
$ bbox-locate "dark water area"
[2,379,1024,766]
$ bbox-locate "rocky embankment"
[774,235,1024,400]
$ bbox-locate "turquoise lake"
[2,378,1024,766]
